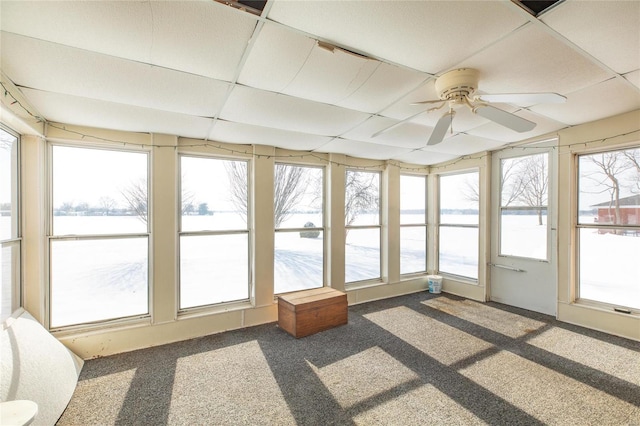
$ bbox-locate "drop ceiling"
[1,0,638,165]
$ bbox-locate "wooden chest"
[277,287,348,338]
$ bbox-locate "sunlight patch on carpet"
[364,306,493,366]
[422,297,546,338]
[307,346,419,408]
[459,350,640,424]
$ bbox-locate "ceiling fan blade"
[410,99,445,105]
[474,105,536,133]
[427,111,455,146]
[477,93,566,105]
[372,109,429,138]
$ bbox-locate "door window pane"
[50,237,148,327]
[577,148,640,310]
[180,234,249,309]
[52,146,148,235]
[499,154,548,259]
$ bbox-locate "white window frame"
[345,168,382,285]
[177,154,251,312]
[400,173,427,276]
[273,162,326,294]
[0,125,21,320]
[47,142,151,330]
[437,169,480,281]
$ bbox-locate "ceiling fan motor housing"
[435,68,479,102]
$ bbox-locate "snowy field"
[2,214,639,326]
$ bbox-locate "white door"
[490,144,557,316]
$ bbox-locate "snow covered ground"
[2,213,638,326]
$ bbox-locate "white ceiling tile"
[21,88,212,139]
[314,138,412,160]
[391,150,459,166]
[268,1,527,73]
[624,70,640,91]
[1,1,154,63]
[465,109,568,143]
[219,85,370,136]
[149,1,257,80]
[238,23,315,92]
[542,0,640,74]
[284,46,379,105]
[458,25,613,95]
[341,116,433,149]
[209,121,331,151]
[336,63,430,114]
[425,134,506,156]
[1,32,230,118]
[530,78,640,126]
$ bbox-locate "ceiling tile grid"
[1,0,638,166]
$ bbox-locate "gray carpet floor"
[57,292,640,425]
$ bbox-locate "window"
[50,145,149,328]
[1,127,20,322]
[179,156,249,309]
[438,171,479,280]
[274,164,324,294]
[400,174,427,274]
[499,153,548,260]
[577,147,640,311]
[345,170,381,283]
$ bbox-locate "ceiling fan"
[373,68,566,146]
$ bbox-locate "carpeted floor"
[57,292,640,425]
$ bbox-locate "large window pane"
[181,156,247,232]
[275,164,323,229]
[51,145,149,328]
[400,226,426,274]
[439,171,479,279]
[52,146,148,235]
[400,175,426,225]
[1,129,19,240]
[439,227,478,279]
[346,170,380,226]
[1,128,19,322]
[50,238,148,327]
[578,228,640,309]
[274,164,324,293]
[345,228,380,283]
[577,147,640,310]
[275,231,323,294]
[180,234,249,309]
[440,172,479,225]
[499,153,548,259]
[1,242,20,322]
[179,156,249,309]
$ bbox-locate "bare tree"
[622,149,640,193]
[518,155,548,225]
[345,171,379,227]
[226,161,248,220]
[274,164,308,228]
[99,196,117,215]
[587,152,632,226]
[121,178,148,224]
